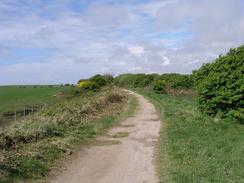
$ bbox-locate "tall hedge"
[193,45,244,123]
[115,73,193,90]
[114,74,157,88]
[154,73,193,89]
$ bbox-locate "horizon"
[0,0,244,85]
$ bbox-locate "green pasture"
[0,85,69,112]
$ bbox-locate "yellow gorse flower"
[78,80,87,88]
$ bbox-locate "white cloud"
[128,46,145,55]
[0,0,243,84]
[161,56,170,66]
[84,4,129,27]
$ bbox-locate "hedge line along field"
[0,86,137,183]
[0,85,69,113]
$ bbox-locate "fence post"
[15,110,17,122]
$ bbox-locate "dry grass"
[165,87,196,100]
[0,87,137,182]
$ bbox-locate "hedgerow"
[77,74,114,93]
[115,73,193,95]
[114,74,157,88]
[154,73,193,89]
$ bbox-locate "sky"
[0,0,243,85]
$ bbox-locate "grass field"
[0,85,70,112]
[138,90,244,183]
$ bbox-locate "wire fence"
[0,105,44,129]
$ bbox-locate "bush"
[193,45,244,123]
[155,73,193,89]
[90,74,108,87]
[103,74,114,84]
[153,80,166,94]
[115,73,157,88]
[79,81,99,92]
[105,93,125,103]
[77,74,114,94]
[115,73,193,90]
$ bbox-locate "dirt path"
[51,90,161,183]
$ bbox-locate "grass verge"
[0,87,137,183]
[137,89,244,183]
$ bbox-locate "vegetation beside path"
[0,87,137,183]
[136,89,244,183]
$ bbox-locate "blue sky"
[0,0,243,85]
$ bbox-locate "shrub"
[103,74,114,84]
[76,75,114,95]
[79,81,99,92]
[153,80,166,94]
[77,80,87,88]
[155,73,193,89]
[90,74,107,87]
[115,73,157,88]
[115,73,193,90]
[193,45,244,123]
[105,93,125,103]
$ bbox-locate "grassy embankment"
[137,89,244,183]
[0,87,137,183]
